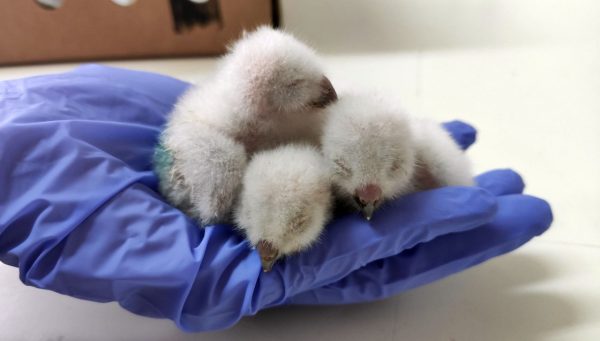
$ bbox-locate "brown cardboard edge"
[0,1,277,67]
[0,47,223,67]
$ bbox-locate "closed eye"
[287,79,304,88]
[390,160,402,172]
[334,159,352,176]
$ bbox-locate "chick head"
[235,144,332,272]
[221,26,337,117]
[321,91,416,220]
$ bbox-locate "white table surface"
[1,0,599,340]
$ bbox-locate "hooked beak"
[256,240,280,272]
[310,76,338,108]
[362,202,376,221]
[353,196,378,221]
[354,184,383,221]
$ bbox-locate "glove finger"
[442,120,477,150]
[256,186,497,308]
[476,169,525,196]
[288,194,552,305]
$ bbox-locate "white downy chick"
[159,27,337,225]
[321,91,474,220]
[166,26,337,155]
[235,144,332,272]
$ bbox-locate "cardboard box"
[0,0,274,65]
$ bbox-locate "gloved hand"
[0,65,552,332]
[287,169,552,304]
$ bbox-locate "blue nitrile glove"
[0,65,552,332]
[287,169,552,304]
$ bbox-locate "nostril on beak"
[353,195,366,208]
[311,76,338,108]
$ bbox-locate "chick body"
[235,144,332,271]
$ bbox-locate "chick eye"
[287,79,304,88]
[334,159,352,176]
[390,159,403,173]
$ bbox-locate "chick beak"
[310,76,338,108]
[256,240,280,272]
[361,202,376,221]
[354,184,383,221]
